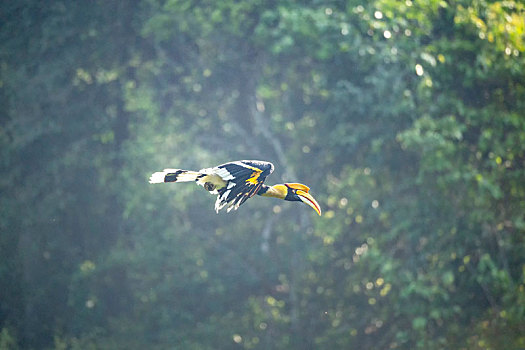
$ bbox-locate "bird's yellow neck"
[260,184,287,199]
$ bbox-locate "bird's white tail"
[149,169,201,184]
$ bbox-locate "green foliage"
[1,0,524,349]
[0,328,18,350]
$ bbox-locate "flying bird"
[149,160,321,215]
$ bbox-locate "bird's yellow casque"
[149,160,321,215]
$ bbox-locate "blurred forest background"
[1,0,524,349]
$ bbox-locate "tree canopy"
[1,0,524,349]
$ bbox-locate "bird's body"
[149,160,321,215]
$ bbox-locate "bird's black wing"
[213,160,274,212]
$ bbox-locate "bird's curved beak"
[296,190,322,216]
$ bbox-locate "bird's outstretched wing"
[210,160,274,213]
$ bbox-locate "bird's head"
[271,183,322,216]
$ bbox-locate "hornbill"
[149,160,321,215]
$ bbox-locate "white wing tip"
[149,172,166,184]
